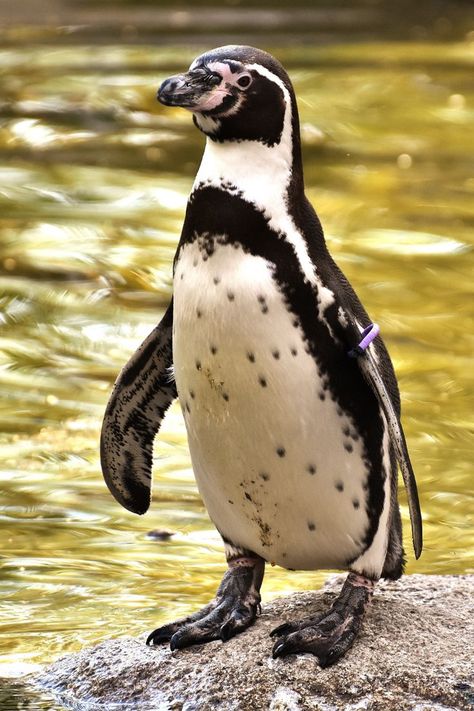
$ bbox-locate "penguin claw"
[146,561,263,651]
[146,623,180,646]
[270,622,293,638]
[219,621,234,642]
[271,572,374,666]
[271,624,355,667]
[270,612,324,638]
[271,640,287,658]
[160,600,258,650]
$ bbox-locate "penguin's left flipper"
[352,332,423,559]
[100,300,177,515]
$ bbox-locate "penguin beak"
[157,74,195,108]
[157,71,223,111]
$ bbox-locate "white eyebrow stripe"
[245,63,291,104]
[207,61,238,83]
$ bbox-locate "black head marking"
[160,45,294,148]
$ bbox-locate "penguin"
[100,45,422,668]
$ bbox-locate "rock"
[33,575,474,710]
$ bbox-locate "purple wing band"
[348,323,380,358]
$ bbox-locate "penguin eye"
[237,74,252,90]
[190,67,221,87]
[203,72,221,87]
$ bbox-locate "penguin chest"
[173,240,370,570]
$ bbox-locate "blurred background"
[0,0,473,708]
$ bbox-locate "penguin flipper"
[355,344,423,559]
[100,300,177,515]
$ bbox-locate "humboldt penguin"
[100,45,422,667]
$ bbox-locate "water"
[0,2,473,708]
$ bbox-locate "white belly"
[173,241,370,570]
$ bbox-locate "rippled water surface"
[0,2,473,707]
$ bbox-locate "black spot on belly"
[258,376,267,387]
[343,426,350,437]
[307,464,316,475]
[335,481,344,492]
[259,472,270,481]
[272,350,280,359]
[318,392,325,401]
[213,276,220,285]
[196,308,202,318]
[307,521,316,531]
[247,352,255,363]
[185,402,190,413]
[290,347,298,356]
[245,492,252,502]
[210,345,217,355]
[227,291,234,301]
[195,360,202,371]
[276,447,286,458]
[344,442,354,453]
[353,499,360,509]
[228,499,234,505]
[257,295,268,314]
[222,392,229,402]
[180,273,184,280]
[190,390,195,399]
[292,318,299,328]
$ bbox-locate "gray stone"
[33,575,474,710]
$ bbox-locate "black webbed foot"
[271,572,375,668]
[147,556,264,650]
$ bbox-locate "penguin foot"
[147,556,264,650]
[271,572,375,668]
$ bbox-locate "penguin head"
[157,45,296,147]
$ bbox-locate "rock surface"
[34,574,474,710]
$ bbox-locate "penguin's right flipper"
[100,300,177,515]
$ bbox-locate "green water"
[0,2,473,708]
